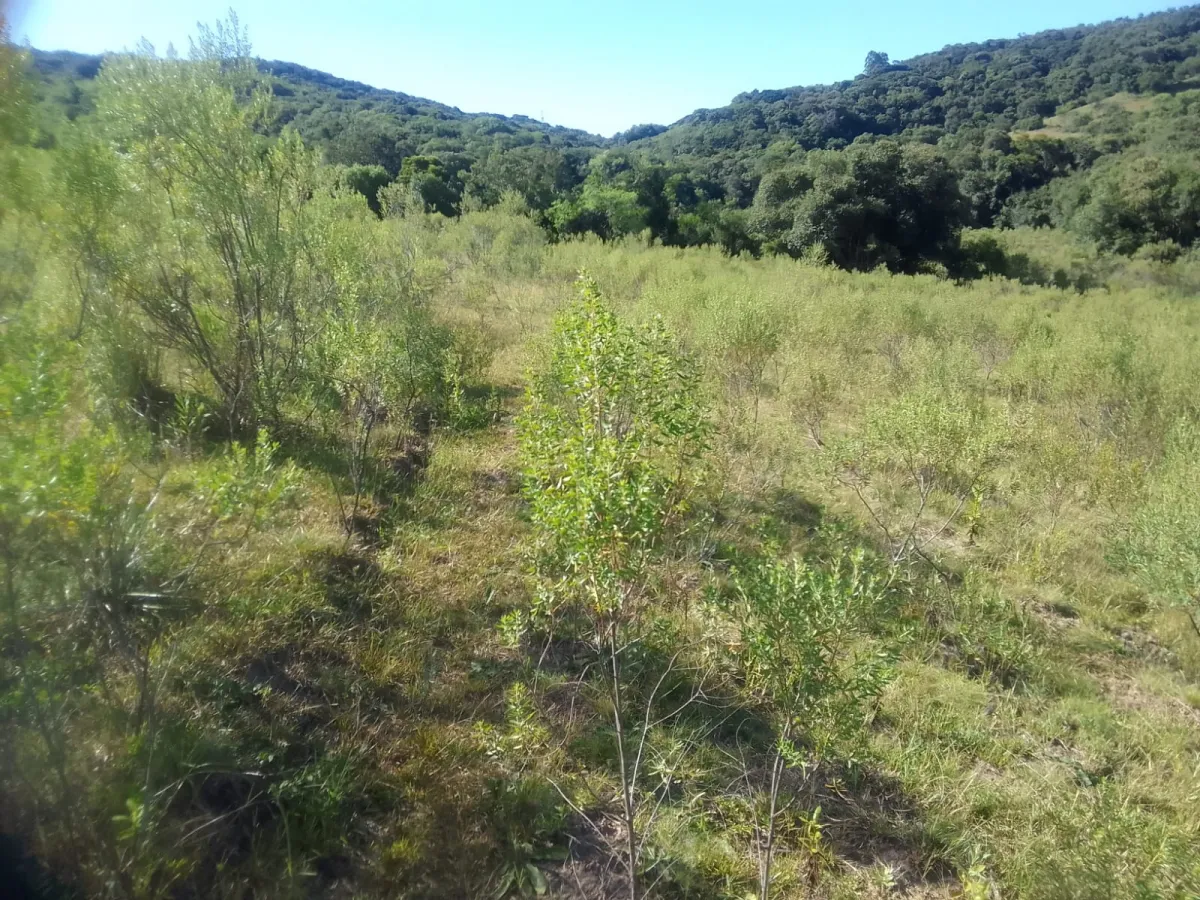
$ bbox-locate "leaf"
[528,864,548,896]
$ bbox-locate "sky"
[9,0,1183,136]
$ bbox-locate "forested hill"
[637,5,1200,159]
[259,58,605,158]
[23,6,1200,274]
[28,48,606,177]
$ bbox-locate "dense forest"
[25,5,1200,273]
[4,7,1200,900]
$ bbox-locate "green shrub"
[715,547,896,899]
[517,273,710,897]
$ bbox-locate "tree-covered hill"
[29,49,605,156]
[22,5,1200,273]
[27,48,606,203]
[636,5,1200,159]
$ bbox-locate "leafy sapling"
[517,273,710,899]
[717,546,896,900]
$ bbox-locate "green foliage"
[196,428,301,528]
[959,227,1111,290]
[485,776,568,899]
[699,294,786,427]
[724,548,895,760]
[519,274,709,623]
[750,141,966,272]
[1114,419,1200,636]
[634,8,1200,156]
[8,10,1200,899]
[716,547,896,899]
[517,274,710,897]
[834,386,1012,564]
[1058,152,1200,254]
[337,163,392,214]
[0,24,34,215]
[0,331,137,639]
[548,182,648,241]
[27,8,1200,272]
[82,29,326,430]
[392,154,462,216]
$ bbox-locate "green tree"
[0,18,33,218]
[1060,153,1200,254]
[548,181,648,241]
[338,163,391,214]
[750,141,966,272]
[463,145,571,211]
[863,50,891,75]
[389,154,462,216]
[719,548,895,899]
[324,109,410,174]
[81,22,327,431]
[518,275,709,898]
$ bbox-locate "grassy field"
[5,197,1200,899]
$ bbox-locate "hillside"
[637,6,1200,161]
[29,49,606,156]
[27,47,606,214]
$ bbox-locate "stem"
[759,725,789,900]
[608,619,638,900]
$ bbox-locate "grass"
[5,219,1200,898]
[1016,91,1163,139]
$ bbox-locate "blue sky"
[11,0,1181,136]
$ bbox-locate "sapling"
[517,274,710,898]
[704,296,784,429]
[832,386,1011,569]
[718,547,895,900]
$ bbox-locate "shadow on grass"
[0,832,79,900]
[522,632,963,898]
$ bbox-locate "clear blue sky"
[10,0,1183,136]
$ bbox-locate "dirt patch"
[1110,626,1177,666]
[1034,600,1080,629]
[472,467,518,495]
[543,816,631,900]
[1101,674,1200,729]
[386,435,431,487]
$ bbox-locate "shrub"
[715,547,896,899]
[517,273,710,896]
[1113,419,1200,641]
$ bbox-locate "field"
[7,195,1200,898]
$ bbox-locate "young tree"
[833,386,1010,569]
[80,20,326,432]
[719,548,895,899]
[518,275,710,898]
